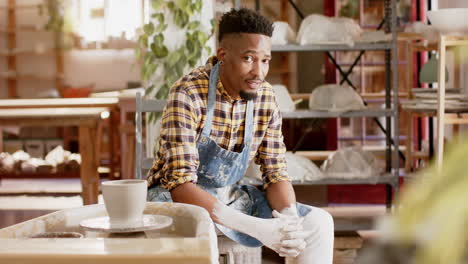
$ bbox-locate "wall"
[0,0,141,99]
[437,0,468,8]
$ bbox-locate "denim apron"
[148,62,311,247]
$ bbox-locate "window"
[71,0,144,43]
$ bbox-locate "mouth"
[245,80,262,90]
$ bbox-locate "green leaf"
[195,31,208,45]
[134,46,141,60]
[151,0,164,10]
[187,21,200,31]
[153,33,164,45]
[145,84,156,96]
[188,58,197,67]
[205,46,212,55]
[166,51,181,66]
[174,9,189,28]
[143,22,155,35]
[167,2,175,11]
[151,13,164,25]
[144,52,155,65]
[175,0,190,10]
[174,61,185,77]
[138,35,148,49]
[186,39,194,53]
[155,23,168,33]
[152,44,169,59]
[194,0,202,12]
[156,84,170,99]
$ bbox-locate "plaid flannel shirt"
[147,57,290,191]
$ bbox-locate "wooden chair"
[135,92,261,264]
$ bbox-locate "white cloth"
[309,84,366,112]
[246,152,324,182]
[272,21,296,45]
[297,14,362,46]
[321,147,380,179]
[272,84,296,112]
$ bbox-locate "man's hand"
[272,209,314,257]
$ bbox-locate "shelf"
[0,25,47,33]
[0,167,110,180]
[281,109,394,119]
[0,4,40,10]
[295,145,406,161]
[0,172,80,179]
[0,48,58,56]
[239,174,397,187]
[272,42,392,52]
[290,92,409,101]
[0,72,64,81]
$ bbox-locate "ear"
[216,46,226,62]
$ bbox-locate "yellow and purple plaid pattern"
[147,57,290,191]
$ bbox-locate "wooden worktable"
[0,97,118,109]
[0,107,109,205]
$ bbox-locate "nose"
[250,60,263,80]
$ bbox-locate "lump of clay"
[12,150,31,172]
[309,84,366,112]
[272,21,296,45]
[297,14,362,46]
[0,152,14,173]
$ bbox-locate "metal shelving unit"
[241,174,396,186]
[281,109,394,119]
[272,42,392,52]
[236,0,400,209]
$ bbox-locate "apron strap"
[202,61,255,147]
[244,100,254,146]
[201,62,219,137]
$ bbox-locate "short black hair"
[218,8,273,42]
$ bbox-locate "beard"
[239,90,258,101]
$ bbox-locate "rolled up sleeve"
[255,106,290,189]
[148,85,200,191]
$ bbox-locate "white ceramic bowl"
[427,8,468,35]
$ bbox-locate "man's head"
[216,8,273,101]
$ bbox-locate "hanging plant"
[38,0,72,49]
[136,0,215,123]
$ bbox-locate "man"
[147,8,333,263]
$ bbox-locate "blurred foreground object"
[358,137,468,264]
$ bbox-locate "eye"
[243,56,253,63]
[262,58,271,64]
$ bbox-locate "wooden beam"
[7,0,17,98]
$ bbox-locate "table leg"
[120,109,128,179]
[436,36,447,170]
[109,108,117,180]
[79,124,99,205]
[405,112,413,172]
[0,128,3,152]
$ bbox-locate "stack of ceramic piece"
[402,88,468,112]
[0,146,81,174]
